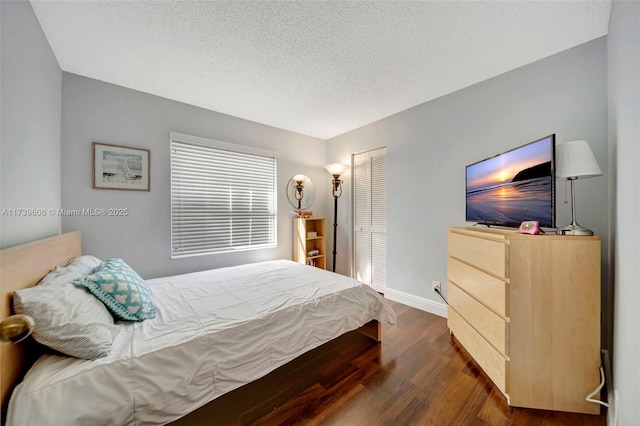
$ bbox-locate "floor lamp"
[325,163,349,272]
[556,140,602,236]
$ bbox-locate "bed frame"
[0,231,82,420]
[0,231,380,422]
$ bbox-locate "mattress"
[7,260,396,425]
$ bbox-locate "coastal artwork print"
[466,137,553,226]
[93,142,150,191]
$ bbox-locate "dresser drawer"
[448,257,507,317]
[448,232,507,278]
[448,308,507,394]
[449,282,508,355]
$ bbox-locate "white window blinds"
[170,133,277,258]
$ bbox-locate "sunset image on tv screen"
[466,136,554,227]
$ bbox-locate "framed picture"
[93,142,150,191]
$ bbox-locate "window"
[170,132,277,258]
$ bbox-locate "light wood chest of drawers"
[447,227,601,414]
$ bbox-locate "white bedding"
[7,260,396,426]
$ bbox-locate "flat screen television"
[465,134,556,228]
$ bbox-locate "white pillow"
[13,256,120,359]
[61,254,102,276]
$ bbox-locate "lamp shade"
[556,140,602,179]
[324,163,349,178]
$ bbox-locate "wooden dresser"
[447,227,601,414]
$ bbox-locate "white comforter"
[7,260,396,426]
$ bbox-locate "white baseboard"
[381,287,447,318]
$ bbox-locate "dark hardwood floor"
[173,300,606,425]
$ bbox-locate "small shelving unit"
[293,217,326,269]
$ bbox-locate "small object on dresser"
[518,221,540,235]
[308,249,320,257]
[293,209,313,218]
[307,231,317,238]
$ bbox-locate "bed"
[0,232,396,425]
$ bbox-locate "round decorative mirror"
[286,174,315,209]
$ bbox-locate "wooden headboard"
[0,231,81,418]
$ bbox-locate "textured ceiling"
[30,1,611,140]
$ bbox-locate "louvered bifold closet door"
[353,152,371,284]
[171,134,277,258]
[370,148,387,289]
[352,147,387,290]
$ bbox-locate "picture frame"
[92,142,150,191]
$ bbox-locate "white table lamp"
[556,140,602,236]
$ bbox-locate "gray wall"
[61,73,328,278]
[608,1,640,424]
[326,38,609,308]
[1,0,62,249]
